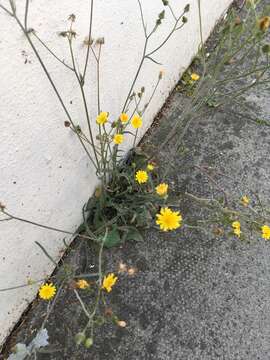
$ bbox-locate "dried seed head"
[117,320,127,328]
[118,262,127,273]
[96,37,105,45]
[64,121,71,127]
[68,14,76,22]
[0,202,6,211]
[83,36,94,46]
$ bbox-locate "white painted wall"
[0,0,232,345]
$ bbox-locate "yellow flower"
[191,73,200,81]
[113,133,124,145]
[96,111,108,125]
[131,115,143,129]
[156,207,182,231]
[135,170,148,184]
[155,183,168,196]
[258,16,270,32]
[102,273,118,293]
[262,225,270,240]
[241,195,250,207]
[76,279,89,289]
[120,113,129,123]
[147,163,155,171]
[39,283,56,300]
[232,221,241,238]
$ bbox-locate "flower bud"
[64,121,70,127]
[262,44,270,53]
[162,0,169,5]
[75,332,86,345]
[182,16,188,24]
[158,10,165,20]
[156,18,162,26]
[184,4,190,12]
[84,338,93,348]
[96,37,105,45]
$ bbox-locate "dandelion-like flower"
[120,113,129,123]
[232,221,241,238]
[262,225,270,240]
[131,115,143,129]
[135,170,148,184]
[96,111,108,125]
[241,195,250,207]
[156,207,182,231]
[156,183,168,196]
[76,279,89,289]
[102,273,118,293]
[191,73,200,81]
[113,134,124,145]
[147,163,155,171]
[39,283,56,300]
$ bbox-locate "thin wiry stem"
[0,3,13,16]
[24,0,29,30]
[146,10,186,57]
[1,209,96,241]
[7,7,95,166]
[137,0,147,38]
[68,31,100,172]
[32,32,74,71]
[82,0,94,81]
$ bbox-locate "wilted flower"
[102,273,118,293]
[258,16,270,32]
[76,279,89,289]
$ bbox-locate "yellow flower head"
[102,273,118,293]
[232,221,241,237]
[156,183,168,196]
[113,133,124,145]
[131,115,143,129]
[262,225,270,240]
[96,111,108,125]
[147,163,155,171]
[120,113,129,123]
[258,16,270,32]
[156,207,182,231]
[241,195,250,207]
[76,279,89,289]
[191,73,200,81]
[135,170,148,184]
[39,283,56,300]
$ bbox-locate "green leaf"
[122,226,144,242]
[103,227,121,248]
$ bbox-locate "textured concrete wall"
[0,0,232,345]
